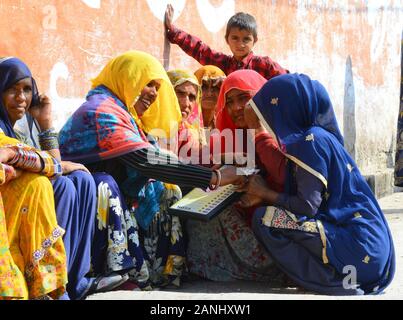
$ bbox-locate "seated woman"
[167,69,205,163]
[0,57,125,300]
[184,69,285,282]
[241,73,395,295]
[194,65,226,130]
[58,51,244,288]
[215,70,285,195]
[0,130,67,299]
[211,70,267,162]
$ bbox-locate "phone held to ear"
[29,92,40,109]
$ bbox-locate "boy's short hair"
[225,12,258,41]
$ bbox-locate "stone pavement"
[87,192,403,300]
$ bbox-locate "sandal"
[81,273,129,299]
[112,279,141,291]
[32,294,53,300]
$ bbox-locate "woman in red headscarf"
[212,69,285,195]
[185,70,286,283]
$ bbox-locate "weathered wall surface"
[1,0,402,179]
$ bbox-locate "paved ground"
[87,192,403,300]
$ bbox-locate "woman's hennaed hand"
[236,193,264,208]
[0,147,16,164]
[219,165,248,187]
[235,175,266,208]
[235,174,267,195]
[235,174,279,207]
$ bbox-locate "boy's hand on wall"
[164,4,174,30]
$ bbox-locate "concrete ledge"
[364,169,395,199]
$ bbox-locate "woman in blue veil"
[239,73,395,295]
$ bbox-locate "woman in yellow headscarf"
[0,131,67,300]
[91,50,182,140]
[194,65,226,130]
[59,51,245,289]
[167,69,206,162]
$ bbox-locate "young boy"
[164,4,288,80]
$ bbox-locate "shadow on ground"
[159,278,309,295]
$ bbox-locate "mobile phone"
[29,78,40,109]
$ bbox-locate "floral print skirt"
[139,185,185,288]
[91,173,186,288]
[186,205,281,282]
[91,173,147,279]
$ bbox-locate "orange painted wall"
[1,0,402,174]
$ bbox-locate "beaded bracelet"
[38,127,57,137]
[209,169,222,191]
[38,127,59,150]
[36,150,62,177]
[39,136,59,150]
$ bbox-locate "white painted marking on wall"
[196,0,235,33]
[42,5,57,30]
[82,0,101,9]
[146,0,186,22]
[49,62,85,131]
[367,1,390,62]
